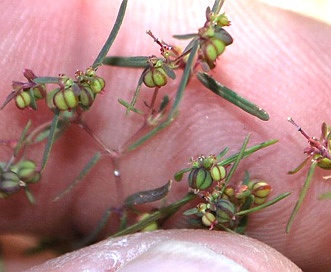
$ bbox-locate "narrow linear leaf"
[286,161,317,233]
[224,134,250,186]
[183,207,199,216]
[216,147,229,161]
[212,0,225,13]
[111,193,196,238]
[126,41,199,151]
[53,152,102,201]
[242,170,250,186]
[29,119,70,144]
[174,168,191,182]
[28,88,38,110]
[181,37,198,58]
[169,39,199,118]
[124,180,172,207]
[14,120,31,157]
[118,99,144,115]
[40,110,60,172]
[1,90,19,110]
[159,95,170,112]
[102,56,149,68]
[220,139,278,166]
[74,208,112,248]
[118,210,128,231]
[162,64,176,80]
[173,33,198,40]
[125,68,148,114]
[33,77,60,84]
[127,118,173,152]
[24,186,36,204]
[319,190,331,200]
[214,27,233,46]
[197,73,269,121]
[288,157,310,174]
[236,192,291,216]
[235,194,254,234]
[92,0,128,68]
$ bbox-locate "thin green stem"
[286,161,317,233]
[223,134,250,188]
[126,40,199,152]
[40,110,60,172]
[235,192,291,216]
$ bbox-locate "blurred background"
[260,0,331,24]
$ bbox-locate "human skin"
[0,0,330,271]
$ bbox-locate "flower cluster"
[0,160,40,199]
[2,67,105,112]
[197,11,232,70]
[185,154,271,232]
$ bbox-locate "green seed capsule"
[143,67,168,88]
[0,171,21,195]
[137,213,158,232]
[216,199,236,223]
[253,196,267,205]
[210,165,226,181]
[202,212,216,227]
[250,181,271,198]
[197,203,208,213]
[202,156,216,169]
[188,167,213,190]
[15,160,36,180]
[90,77,105,94]
[202,37,226,62]
[32,84,46,100]
[78,85,95,109]
[317,157,331,169]
[216,14,230,26]
[15,92,31,109]
[223,185,235,199]
[14,160,39,183]
[53,88,78,111]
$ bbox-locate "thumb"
[26,230,301,272]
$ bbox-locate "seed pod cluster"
[184,155,272,231]
[200,36,226,70]
[15,85,46,110]
[0,160,40,198]
[47,68,106,112]
[143,58,169,88]
[188,155,227,191]
[198,10,233,70]
[8,67,105,112]
[9,69,47,110]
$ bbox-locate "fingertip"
[26,230,301,272]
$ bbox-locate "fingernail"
[118,240,248,271]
